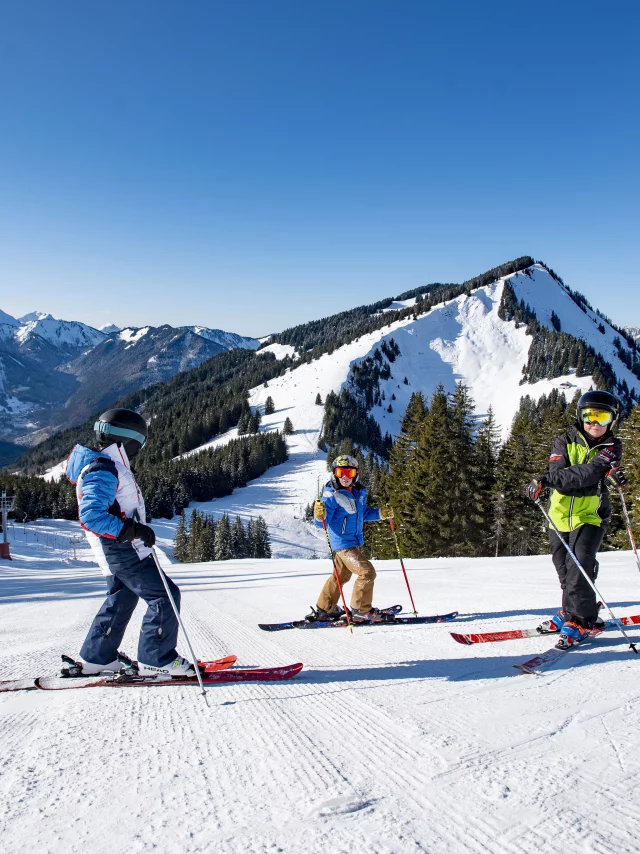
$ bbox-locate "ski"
[259,610,458,631]
[34,662,303,690]
[0,654,238,693]
[513,631,604,675]
[259,605,401,632]
[451,614,640,646]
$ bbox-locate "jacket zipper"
[569,440,611,529]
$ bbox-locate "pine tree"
[214,514,233,560]
[265,396,275,415]
[187,509,203,561]
[283,417,294,435]
[231,515,248,557]
[495,411,543,555]
[174,511,188,562]
[611,402,640,548]
[447,383,483,556]
[254,516,272,558]
[401,385,456,557]
[475,406,501,556]
[315,393,323,405]
[200,515,217,560]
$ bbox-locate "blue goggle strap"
[94,421,147,448]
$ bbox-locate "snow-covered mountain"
[624,326,640,345]
[0,309,19,327]
[167,264,640,558]
[57,325,259,427]
[0,311,260,443]
[99,323,120,335]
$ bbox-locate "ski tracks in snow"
[3,554,640,852]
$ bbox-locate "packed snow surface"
[2,522,640,853]
[257,342,298,360]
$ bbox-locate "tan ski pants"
[317,547,377,612]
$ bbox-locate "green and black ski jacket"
[546,426,622,533]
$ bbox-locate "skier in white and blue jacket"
[309,455,393,623]
[66,408,194,678]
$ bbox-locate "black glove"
[524,476,547,501]
[118,518,156,547]
[595,447,619,468]
[606,465,627,489]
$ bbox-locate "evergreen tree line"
[349,340,401,409]
[13,348,294,476]
[174,509,271,562]
[139,432,288,519]
[2,431,287,523]
[319,389,393,458]
[0,474,78,522]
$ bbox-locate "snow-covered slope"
[2,526,640,853]
[187,326,259,351]
[625,326,640,345]
[0,309,18,326]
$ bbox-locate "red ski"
[451,614,640,646]
[35,662,303,690]
[0,654,238,693]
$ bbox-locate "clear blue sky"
[0,1,638,337]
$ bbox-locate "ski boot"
[555,621,590,650]
[304,605,345,624]
[350,607,386,624]
[133,655,196,680]
[537,610,565,635]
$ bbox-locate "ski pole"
[151,548,208,697]
[321,518,353,633]
[535,500,638,654]
[617,487,640,574]
[387,516,418,615]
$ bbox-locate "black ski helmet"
[576,390,621,430]
[94,408,148,458]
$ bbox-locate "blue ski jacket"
[314,479,381,551]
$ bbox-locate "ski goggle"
[581,408,614,426]
[334,466,358,479]
[94,421,148,448]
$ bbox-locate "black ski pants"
[549,522,606,628]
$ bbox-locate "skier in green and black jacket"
[524,390,627,649]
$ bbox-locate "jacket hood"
[66,444,103,484]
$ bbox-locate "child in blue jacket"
[310,455,393,622]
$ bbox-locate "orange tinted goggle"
[581,408,613,426]
[334,466,357,479]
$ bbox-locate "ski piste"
[451,614,640,645]
[35,662,303,690]
[0,653,238,693]
[259,609,459,631]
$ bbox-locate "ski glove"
[118,518,156,548]
[606,465,627,489]
[313,500,326,521]
[380,506,394,520]
[595,447,619,468]
[524,476,547,502]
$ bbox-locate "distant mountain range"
[624,327,640,344]
[0,310,258,447]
